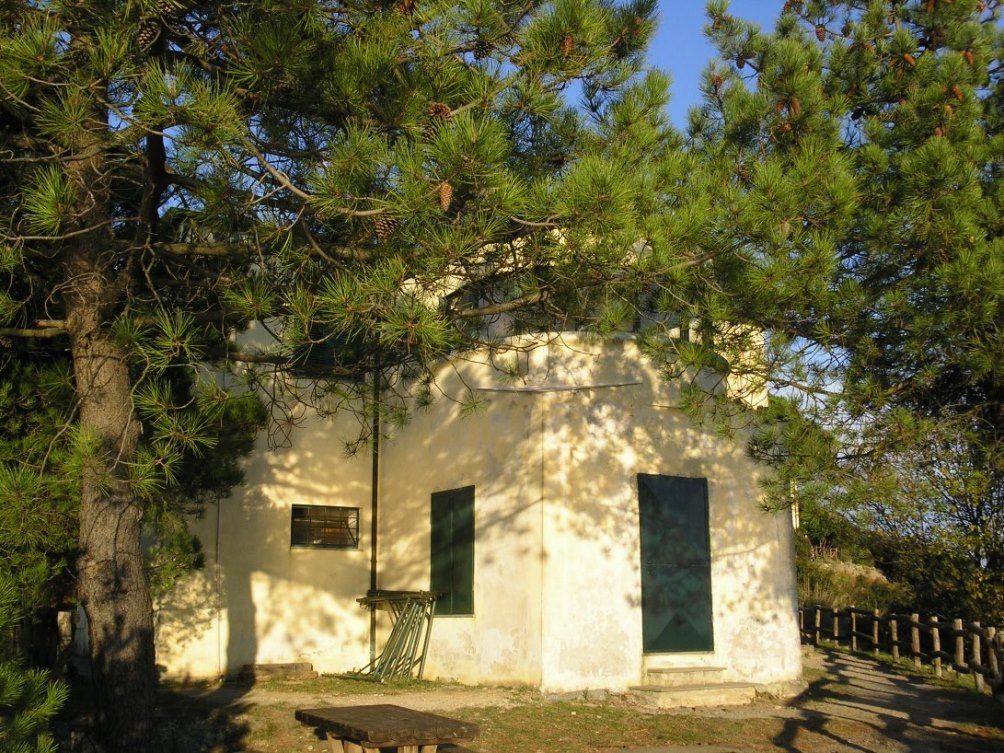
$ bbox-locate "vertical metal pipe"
[369,367,380,663]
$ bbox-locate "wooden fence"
[799,604,1004,696]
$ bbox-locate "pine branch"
[0,321,67,339]
[152,241,247,257]
[453,291,547,318]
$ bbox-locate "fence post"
[987,627,999,680]
[972,623,985,692]
[814,606,821,646]
[832,610,840,644]
[953,618,965,677]
[873,609,881,655]
[890,616,900,661]
[851,610,858,652]
[911,613,921,668]
[932,616,942,677]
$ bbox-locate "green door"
[638,474,713,652]
[430,486,475,615]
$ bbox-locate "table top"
[295,704,480,746]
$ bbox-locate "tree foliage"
[0,579,68,753]
[692,0,1003,623]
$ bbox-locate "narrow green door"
[430,486,475,615]
[638,474,713,652]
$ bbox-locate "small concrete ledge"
[629,682,760,709]
[643,666,727,687]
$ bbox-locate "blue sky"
[649,1,786,127]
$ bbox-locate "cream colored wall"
[527,335,800,692]
[378,375,546,686]
[156,331,801,691]
[155,407,373,679]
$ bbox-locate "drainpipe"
[369,366,380,663]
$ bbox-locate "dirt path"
[771,647,1004,752]
[652,647,1004,752]
[177,679,526,713]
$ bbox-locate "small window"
[291,504,359,549]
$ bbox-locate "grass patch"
[450,703,784,752]
[255,674,452,695]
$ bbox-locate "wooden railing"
[799,604,1004,696]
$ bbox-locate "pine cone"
[398,0,417,13]
[375,215,399,240]
[815,24,826,42]
[790,96,801,116]
[736,55,746,69]
[963,49,974,65]
[156,0,178,15]
[438,181,453,212]
[138,18,161,49]
[473,39,491,60]
[903,53,917,67]
[952,84,964,102]
[562,34,574,58]
[427,102,452,121]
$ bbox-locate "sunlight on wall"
[156,332,800,693]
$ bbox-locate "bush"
[798,557,912,612]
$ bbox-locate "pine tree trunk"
[64,214,157,749]
[68,299,157,752]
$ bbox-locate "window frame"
[290,504,360,550]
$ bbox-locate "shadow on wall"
[156,405,373,678]
[374,333,799,687]
[157,333,799,687]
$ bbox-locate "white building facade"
[155,333,803,696]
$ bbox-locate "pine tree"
[0,1,676,749]
[689,1,1003,621]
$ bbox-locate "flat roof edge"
[475,380,642,393]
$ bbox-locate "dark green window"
[430,486,475,616]
[638,474,713,652]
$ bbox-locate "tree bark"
[61,118,157,750]
[67,287,157,752]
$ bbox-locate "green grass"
[256,673,452,694]
[454,703,782,753]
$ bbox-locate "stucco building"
[154,332,803,701]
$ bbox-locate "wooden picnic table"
[295,703,480,753]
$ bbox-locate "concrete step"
[643,666,727,687]
[234,662,318,681]
[629,682,760,709]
